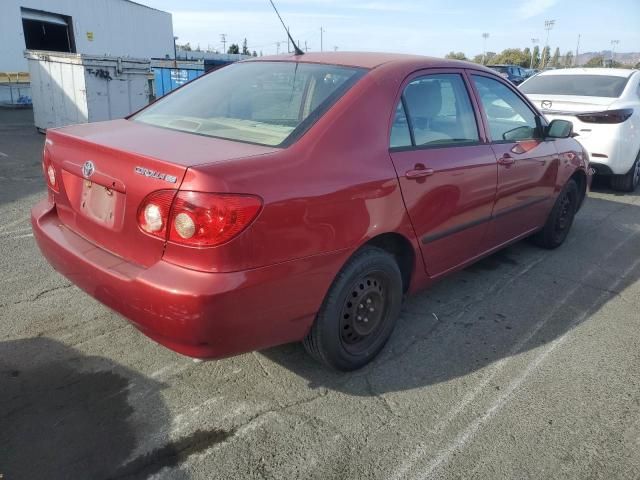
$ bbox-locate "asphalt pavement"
[1,108,639,480]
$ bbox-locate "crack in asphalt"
[0,283,73,308]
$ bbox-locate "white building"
[0,0,174,73]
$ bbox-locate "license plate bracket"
[80,180,117,227]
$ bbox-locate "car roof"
[535,68,638,78]
[246,51,496,73]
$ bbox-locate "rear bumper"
[31,199,349,358]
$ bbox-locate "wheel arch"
[363,232,416,293]
[570,169,588,211]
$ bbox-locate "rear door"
[389,70,497,277]
[469,73,558,248]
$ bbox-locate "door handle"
[497,154,515,166]
[405,167,434,179]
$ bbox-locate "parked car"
[521,68,640,191]
[32,53,590,370]
[487,64,527,85]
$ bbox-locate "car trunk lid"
[526,94,616,114]
[46,119,278,267]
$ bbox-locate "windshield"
[133,61,366,147]
[520,74,630,98]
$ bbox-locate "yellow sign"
[86,31,94,41]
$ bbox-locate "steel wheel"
[339,273,389,355]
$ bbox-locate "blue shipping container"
[153,67,203,97]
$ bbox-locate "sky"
[142,0,640,57]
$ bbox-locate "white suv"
[520,68,640,191]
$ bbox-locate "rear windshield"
[133,61,366,147]
[520,74,629,98]
[490,66,509,74]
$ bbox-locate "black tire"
[610,151,640,192]
[532,179,579,249]
[303,246,403,371]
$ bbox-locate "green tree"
[540,46,551,68]
[252,51,258,57]
[532,45,540,68]
[492,48,529,67]
[242,38,250,56]
[523,47,531,66]
[227,43,240,54]
[563,51,574,67]
[550,47,561,67]
[585,56,604,67]
[445,51,468,60]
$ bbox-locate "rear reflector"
[137,190,262,247]
[576,108,633,124]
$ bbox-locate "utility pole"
[530,38,539,69]
[276,41,281,55]
[320,27,325,52]
[305,40,308,52]
[575,34,581,66]
[611,39,620,67]
[334,46,338,51]
[287,27,290,53]
[482,33,489,65]
[542,19,555,69]
[220,33,227,53]
[173,36,179,67]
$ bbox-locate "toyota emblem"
[82,160,95,178]
[541,100,552,109]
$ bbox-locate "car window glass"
[471,75,539,142]
[390,101,412,148]
[402,73,479,147]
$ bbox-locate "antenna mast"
[268,0,304,55]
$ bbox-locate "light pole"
[575,34,581,66]
[543,19,555,68]
[173,36,178,67]
[482,33,489,64]
[611,39,620,67]
[530,38,539,69]
[220,33,227,54]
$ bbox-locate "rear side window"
[519,74,630,98]
[390,101,412,148]
[471,75,539,142]
[392,73,479,148]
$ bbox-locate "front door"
[389,71,497,277]
[469,73,559,249]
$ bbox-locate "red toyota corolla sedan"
[32,52,590,370]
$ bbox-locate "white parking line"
[392,231,639,480]
[0,216,30,233]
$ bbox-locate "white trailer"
[25,50,151,130]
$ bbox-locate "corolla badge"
[82,160,95,178]
[134,166,177,183]
[541,100,553,109]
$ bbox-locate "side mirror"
[546,119,573,139]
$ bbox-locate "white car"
[520,68,640,191]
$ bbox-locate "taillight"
[168,192,262,247]
[576,108,633,124]
[137,190,262,247]
[42,146,58,192]
[137,190,176,238]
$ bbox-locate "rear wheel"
[533,179,578,249]
[303,246,403,371]
[610,151,640,192]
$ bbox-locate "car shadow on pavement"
[0,337,227,480]
[261,195,640,396]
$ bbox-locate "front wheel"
[303,246,403,371]
[532,179,579,249]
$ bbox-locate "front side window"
[471,75,539,142]
[397,73,479,148]
[134,61,365,147]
